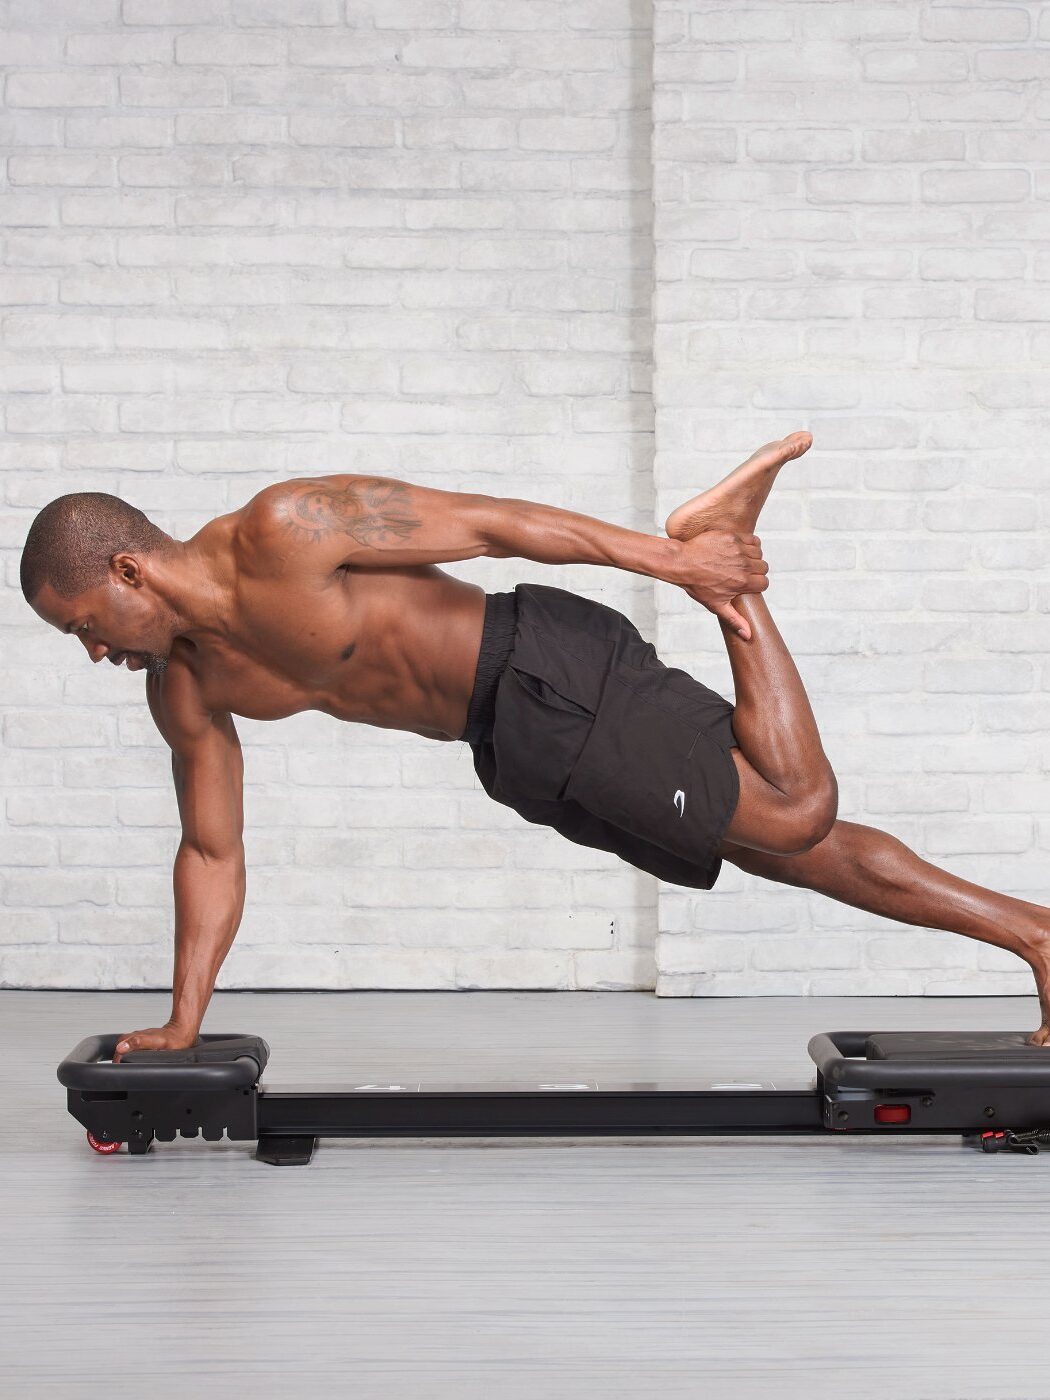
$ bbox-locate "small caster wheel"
[86,1130,122,1155]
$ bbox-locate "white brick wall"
[652,0,1049,996]
[2,0,657,992]
[4,3,1048,1000]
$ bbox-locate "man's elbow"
[178,837,245,869]
[472,493,526,560]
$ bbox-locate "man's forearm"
[169,841,246,1035]
[481,496,684,582]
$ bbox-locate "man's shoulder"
[236,473,411,575]
[224,480,323,579]
[236,480,301,540]
[236,477,340,559]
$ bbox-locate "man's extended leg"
[667,430,1050,1043]
[720,824,1050,1045]
[709,587,1050,1045]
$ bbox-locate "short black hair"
[20,492,172,605]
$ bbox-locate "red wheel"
[86,1130,122,1155]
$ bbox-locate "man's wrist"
[168,1008,203,1037]
[640,533,685,585]
[603,528,684,584]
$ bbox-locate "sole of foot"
[664,430,813,542]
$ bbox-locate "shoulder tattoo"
[271,479,422,548]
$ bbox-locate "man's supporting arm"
[114,851,244,1057]
[163,702,247,1043]
[113,677,247,1060]
[168,836,247,1043]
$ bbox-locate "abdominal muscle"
[180,562,492,742]
[329,566,491,741]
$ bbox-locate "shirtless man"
[21,431,1050,1054]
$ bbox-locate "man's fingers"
[113,1031,151,1061]
[738,569,769,593]
[715,601,751,640]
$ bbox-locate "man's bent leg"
[718,593,839,857]
[720,820,1050,1045]
[663,433,838,857]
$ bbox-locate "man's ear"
[111,552,144,587]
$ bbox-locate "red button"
[874,1103,911,1125]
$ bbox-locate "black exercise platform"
[57,1029,1050,1165]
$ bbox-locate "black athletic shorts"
[461,582,740,890]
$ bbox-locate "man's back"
[158,478,489,743]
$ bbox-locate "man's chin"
[143,654,168,676]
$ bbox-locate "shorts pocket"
[562,675,738,867]
[510,666,595,719]
[490,664,597,802]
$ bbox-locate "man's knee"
[776,772,838,855]
[724,757,838,857]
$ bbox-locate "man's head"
[21,492,181,677]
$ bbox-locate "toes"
[782,431,813,459]
[747,432,810,469]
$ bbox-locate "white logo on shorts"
[673,788,686,818]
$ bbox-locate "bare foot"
[665,430,813,542]
[1007,917,1050,1044]
[1023,936,1050,1046]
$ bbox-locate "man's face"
[33,565,174,678]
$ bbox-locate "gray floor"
[5,989,1050,1400]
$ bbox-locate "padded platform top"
[58,1032,269,1092]
[866,1031,1037,1060]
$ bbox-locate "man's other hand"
[670,530,769,639]
[112,1022,199,1062]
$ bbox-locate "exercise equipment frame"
[57,1030,1050,1165]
